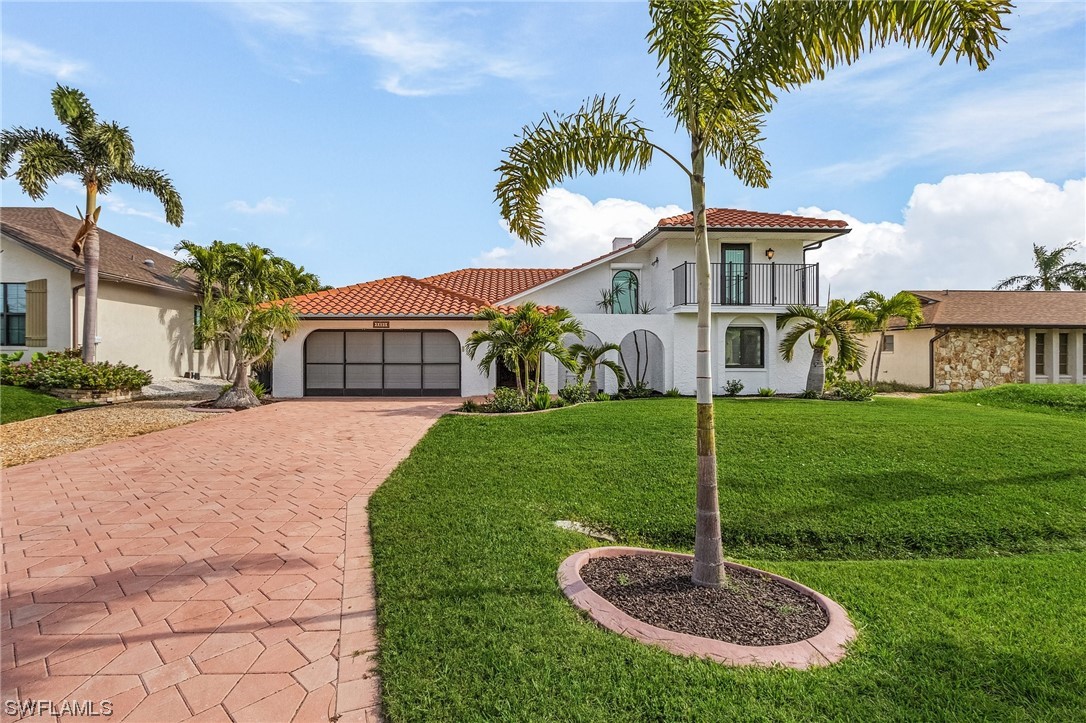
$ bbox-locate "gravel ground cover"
[1,397,212,467]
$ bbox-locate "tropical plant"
[558,383,593,405]
[995,242,1086,291]
[757,387,776,397]
[1,85,183,363]
[532,390,554,410]
[1,350,151,391]
[778,300,875,394]
[489,386,529,413]
[493,1,1008,586]
[595,392,611,402]
[665,387,681,397]
[569,342,626,396]
[619,381,655,399]
[176,242,301,408]
[833,380,875,402]
[857,290,924,385]
[723,379,744,396]
[465,303,584,403]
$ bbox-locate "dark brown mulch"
[191,398,278,411]
[579,554,828,646]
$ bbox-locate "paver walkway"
[1,399,453,722]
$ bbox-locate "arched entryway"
[561,330,603,389]
[304,329,461,396]
[618,329,665,392]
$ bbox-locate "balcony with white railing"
[672,262,819,307]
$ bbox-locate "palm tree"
[778,300,874,394]
[278,259,328,295]
[494,1,1008,586]
[465,303,584,402]
[569,342,626,395]
[1,85,183,363]
[995,242,1086,291]
[857,291,924,386]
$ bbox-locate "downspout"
[929,327,951,389]
[72,284,85,348]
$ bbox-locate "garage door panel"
[423,364,459,390]
[307,364,344,390]
[385,332,422,363]
[307,331,343,363]
[383,363,422,388]
[423,331,460,363]
[346,364,382,389]
[346,333,382,363]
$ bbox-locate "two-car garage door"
[304,330,461,396]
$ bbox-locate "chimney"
[612,237,632,251]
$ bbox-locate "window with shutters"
[1,283,26,346]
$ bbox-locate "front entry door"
[721,244,751,305]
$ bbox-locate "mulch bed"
[579,554,829,646]
[191,398,279,411]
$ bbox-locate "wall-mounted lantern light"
[765,248,775,260]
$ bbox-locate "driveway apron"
[2,398,453,722]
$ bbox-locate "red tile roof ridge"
[657,208,849,229]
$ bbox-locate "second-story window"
[612,270,638,314]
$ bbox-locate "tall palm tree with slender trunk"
[778,300,874,394]
[857,290,924,385]
[1,85,183,363]
[495,0,1009,586]
[995,242,1086,291]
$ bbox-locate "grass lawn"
[369,390,1086,721]
[0,385,91,424]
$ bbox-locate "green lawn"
[0,385,91,424]
[369,392,1086,721]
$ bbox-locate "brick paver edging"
[557,547,857,669]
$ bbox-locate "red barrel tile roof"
[421,267,567,301]
[658,208,848,230]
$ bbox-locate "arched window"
[611,271,638,314]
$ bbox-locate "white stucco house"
[0,207,218,380]
[272,208,850,398]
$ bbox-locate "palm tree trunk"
[213,357,260,409]
[807,344,827,393]
[872,331,886,386]
[689,142,725,588]
[867,334,881,385]
[81,185,99,364]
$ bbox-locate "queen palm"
[778,300,874,394]
[496,0,1008,586]
[1,85,183,363]
[995,242,1086,291]
[857,290,924,385]
[569,342,626,396]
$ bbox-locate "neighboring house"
[859,290,1086,390]
[0,207,218,380]
[272,208,849,397]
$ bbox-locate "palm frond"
[116,164,183,226]
[777,321,814,362]
[51,84,98,139]
[8,135,79,199]
[495,95,657,245]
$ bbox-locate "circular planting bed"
[558,546,856,669]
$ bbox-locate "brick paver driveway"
[1,399,453,722]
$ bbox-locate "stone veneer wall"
[933,327,1025,391]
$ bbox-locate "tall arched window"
[612,270,638,314]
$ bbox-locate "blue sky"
[2,2,1084,296]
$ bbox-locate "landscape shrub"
[664,387,681,397]
[757,387,776,397]
[558,383,592,405]
[458,399,481,413]
[595,392,611,402]
[618,381,654,399]
[489,386,529,413]
[833,380,875,402]
[799,389,821,399]
[723,379,744,396]
[532,391,553,410]
[1,350,151,391]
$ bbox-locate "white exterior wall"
[0,234,72,354]
[273,318,491,398]
[1027,328,1086,385]
[74,278,219,381]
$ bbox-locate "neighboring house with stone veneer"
[0,207,218,380]
[272,208,849,398]
[858,290,1086,390]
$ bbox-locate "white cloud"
[802,172,1086,299]
[474,188,684,268]
[229,3,543,96]
[812,73,1085,184]
[225,197,289,215]
[1,36,87,80]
